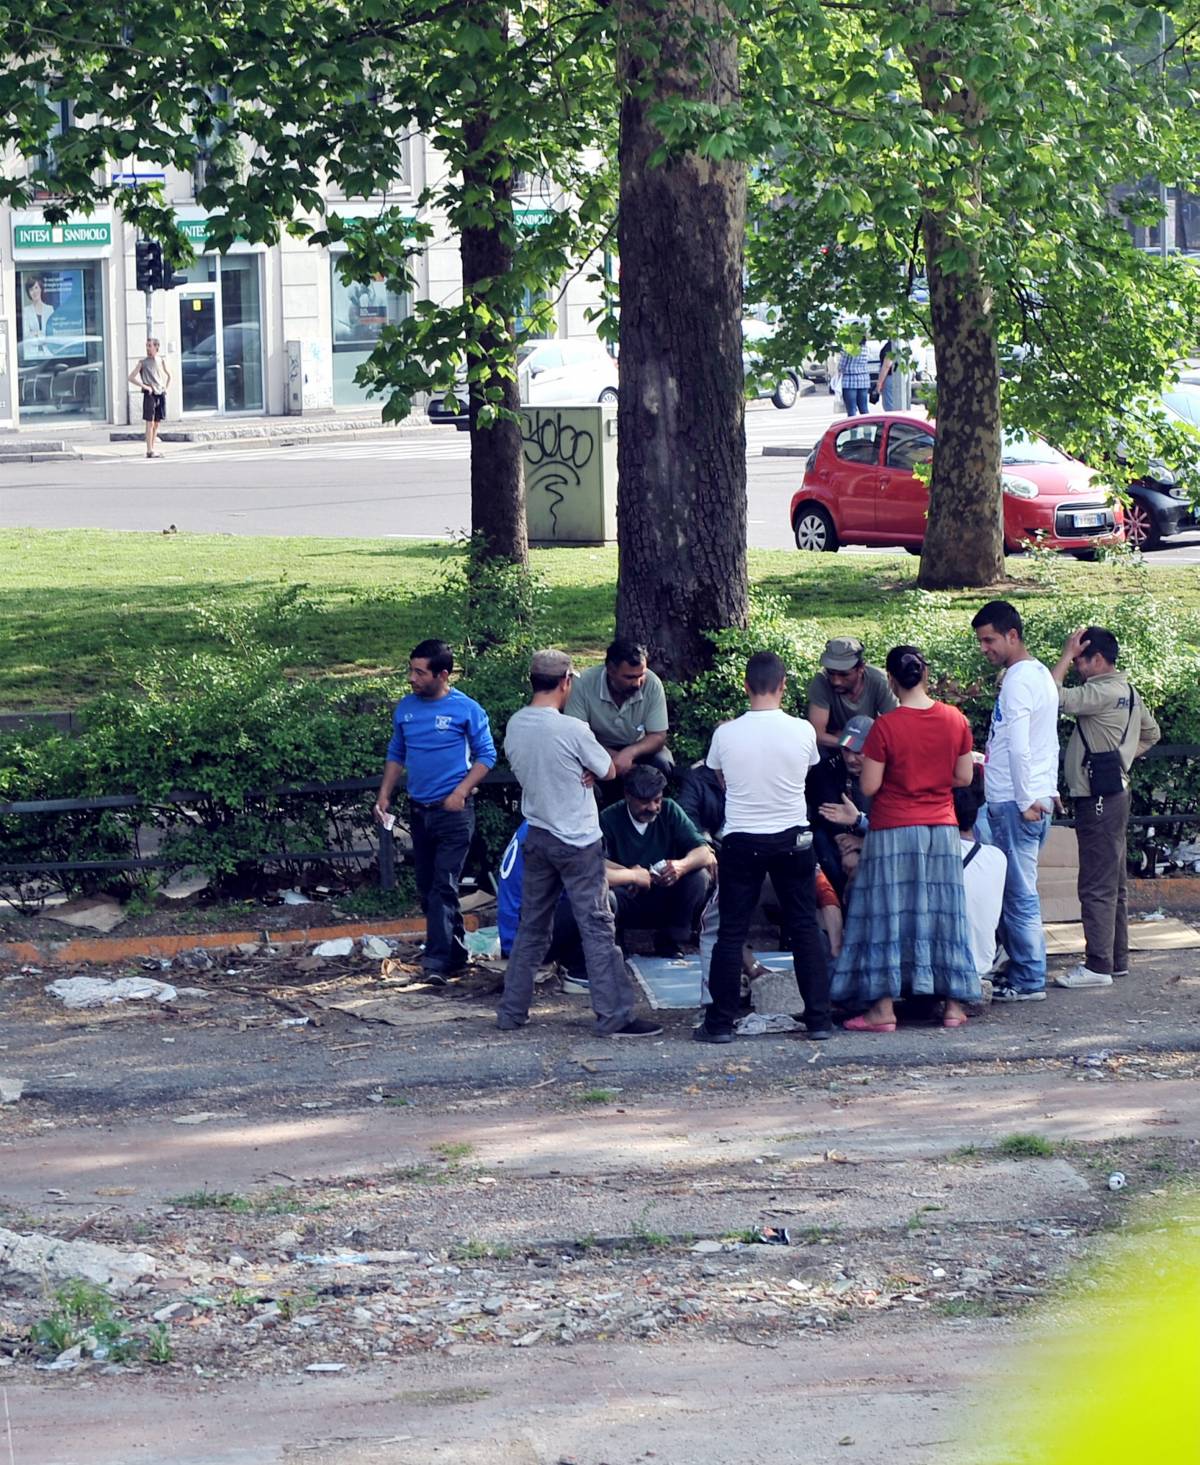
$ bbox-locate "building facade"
[0,137,607,432]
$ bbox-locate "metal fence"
[1,749,1196,889]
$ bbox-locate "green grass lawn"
[2,527,1196,711]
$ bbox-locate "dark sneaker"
[991,986,1047,1003]
[653,940,685,960]
[804,1024,836,1041]
[608,1018,664,1038]
[692,1025,734,1045]
[496,1015,529,1031]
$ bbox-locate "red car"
[790,413,1125,555]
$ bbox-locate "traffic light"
[135,239,163,291]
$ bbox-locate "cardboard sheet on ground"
[629,951,796,1010]
[1043,918,1200,955]
[311,994,495,1027]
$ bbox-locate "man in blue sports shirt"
[375,639,497,981]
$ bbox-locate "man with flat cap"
[805,637,897,753]
[498,649,663,1039]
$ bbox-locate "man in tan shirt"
[1051,626,1160,988]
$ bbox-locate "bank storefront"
[172,213,266,415]
[11,211,112,422]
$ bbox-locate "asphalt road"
[6,395,1200,562]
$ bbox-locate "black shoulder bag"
[1076,691,1136,799]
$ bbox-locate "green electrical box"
[522,404,618,546]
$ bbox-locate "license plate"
[1073,511,1104,528]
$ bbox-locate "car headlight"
[1002,474,1039,499]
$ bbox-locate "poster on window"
[16,268,86,363]
[331,271,396,349]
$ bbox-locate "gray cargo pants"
[497,825,636,1036]
[1075,789,1131,975]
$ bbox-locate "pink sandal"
[942,1014,968,1029]
[843,1015,897,1033]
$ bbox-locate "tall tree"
[614,0,749,680]
[741,0,1200,587]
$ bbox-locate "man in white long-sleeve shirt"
[972,600,1059,1000]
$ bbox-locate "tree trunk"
[461,105,529,567]
[916,209,1004,589]
[615,0,747,683]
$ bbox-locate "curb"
[0,915,480,968]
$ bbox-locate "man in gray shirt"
[805,637,898,752]
[498,649,663,1039]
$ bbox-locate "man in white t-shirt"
[954,786,1007,981]
[972,600,1059,1000]
[698,651,832,1043]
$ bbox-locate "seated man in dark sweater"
[557,766,715,984]
[807,714,873,899]
[601,765,715,956]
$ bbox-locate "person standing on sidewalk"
[972,600,1060,1002]
[696,651,833,1044]
[1050,626,1160,989]
[498,650,662,1039]
[127,337,171,459]
[375,639,496,983]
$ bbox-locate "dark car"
[1121,386,1200,549]
[741,319,803,409]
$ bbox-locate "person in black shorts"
[127,338,171,458]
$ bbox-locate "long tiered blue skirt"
[832,824,980,1007]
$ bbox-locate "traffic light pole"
[144,286,154,343]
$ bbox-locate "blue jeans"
[988,801,1051,992]
[843,386,869,416]
[409,802,474,974]
[881,372,899,411]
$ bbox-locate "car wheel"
[793,504,839,552]
[598,387,618,405]
[772,375,799,410]
[904,545,922,556]
[1124,497,1161,551]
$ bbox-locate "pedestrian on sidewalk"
[375,639,496,983]
[498,649,662,1039]
[1050,626,1160,989]
[972,600,1060,1003]
[696,651,833,1044]
[128,337,171,458]
[832,646,978,1032]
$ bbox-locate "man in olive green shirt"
[1051,625,1160,989]
[805,637,898,752]
[565,637,672,776]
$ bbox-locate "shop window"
[15,263,106,420]
[330,260,410,405]
[30,84,74,195]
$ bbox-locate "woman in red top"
[831,645,979,1031]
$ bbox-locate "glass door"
[179,289,220,412]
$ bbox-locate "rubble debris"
[280,889,313,906]
[174,948,216,971]
[735,1013,799,1036]
[0,1226,156,1294]
[45,976,177,1009]
[313,939,354,958]
[360,936,395,960]
[0,1076,24,1104]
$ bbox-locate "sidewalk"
[2,406,446,460]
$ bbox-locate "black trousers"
[704,829,830,1034]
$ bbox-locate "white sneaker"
[561,975,590,995]
[1053,964,1113,989]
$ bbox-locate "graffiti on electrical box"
[520,410,595,535]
